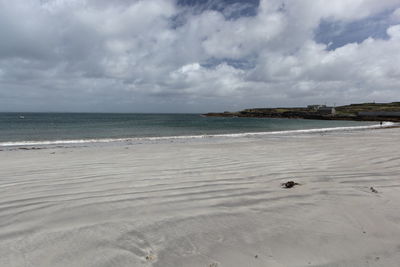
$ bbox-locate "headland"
[205,102,400,122]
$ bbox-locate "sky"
[0,0,400,113]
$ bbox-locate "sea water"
[0,113,385,147]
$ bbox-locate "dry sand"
[1,128,400,267]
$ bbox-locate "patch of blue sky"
[315,9,396,50]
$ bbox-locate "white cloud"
[387,24,400,39]
[0,0,400,112]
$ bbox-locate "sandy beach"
[1,128,400,267]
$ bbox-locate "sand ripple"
[1,129,400,266]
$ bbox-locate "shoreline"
[0,121,396,149]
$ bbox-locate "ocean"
[0,112,382,147]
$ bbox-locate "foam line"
[0,122,396,147]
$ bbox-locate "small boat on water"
[19,115,25,119]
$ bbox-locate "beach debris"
[281,181,300,188]
[209,263,219,267]
[370,187,378,193]
[145,253,156,262]
[255,255,258,259]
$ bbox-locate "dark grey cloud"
[178,0,259,18]
[0,0,400,113]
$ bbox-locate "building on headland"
[318,107,336,116]
[307,104,326,111]
[307,104,336,116]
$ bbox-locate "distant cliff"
[204,102,400,122]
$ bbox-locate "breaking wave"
[0,122,396,147]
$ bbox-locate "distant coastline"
[204,102,400,122]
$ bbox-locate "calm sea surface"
[0,113,376,145]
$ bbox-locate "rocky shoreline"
[204,102,400,122]
[204,111,400,122]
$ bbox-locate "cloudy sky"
[1,0,400,113]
